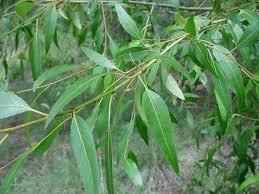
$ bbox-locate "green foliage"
[0,0,258,193]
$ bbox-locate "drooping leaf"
[45,6,58,53]
[71,116,100,194]
[81,47,117,69]
[29,22,41,80]
[238,174,259,192]
[33,65,81,92]
[15,0,34,17]
[142,89,179,173]
[184,15,196,35]
[0,154,27,194]
[237,21,259,48]
[123,158,143,186]
[0,92,31,119]
[165,74,185,100]
[115,4,141,39]
[213,46,245,103]
[135,114,148,145]
[45,75,102,128]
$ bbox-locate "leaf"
[58,8,68,20]
[165,74,185,100]
[168,0,179,9]
[71,116,100,194]
[142,89,179,173]
[147,61,160,86]
[0,154,27,194]
[81,47,117,69]
[29,23,41,80]
[135,81,148,125]
[184,15,196,36]
[213,46,245,103]
[45,6,58,53]
[15,0,34,17]
[33,65,81,92]
[45,75,102,128]
[123,158,143,186]
[86,101,101,133]
[0,92,31,119]
[135,114,149,145]
[237,21,259,48]
[238,174,259,192]
[2,57,8,79]
[115,4,141,39]
[108,34,119,58]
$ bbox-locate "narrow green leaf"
[238,174,259,192]
[0,154,27,194]
[33,65,81,92]
[147,61,160,86]
[2,57,8,79]
[142,89,179,173]
[213,46,245,103]
[71,116,100,194]
[135,114,148,145]
[135,81,148,125]
[86,101,101,133]
[45,6,58,53]
[115,4,141,39]
[81,47,117,69]
[184,15,196,35]
[123,158,143,186]
[45,75,102,128]
[165,74,185,100]
[0,92,31,119]
[237,21,259,48]
[15,0,34,17]
[29,22,41,80]
[108,34,119,58]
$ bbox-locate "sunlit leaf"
[238,174,259,192]
[15,0,34,17]
[81,47,117,69]
[123,158,143,186]
[0,92,31,119]
[71,116,100,194]
[115,4,141,39]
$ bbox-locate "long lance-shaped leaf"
[105,96,114,194]
[81,47,117,69]
[238,174,259,192]
[0,154,27,194]
[33,65,81,92]
[45,6,58,53]
[0,92,31,119]
[86,100,101,133]
[115,4,141,39]
[212,46,245,103]
[29,20,41,80]
[142,89,179,173]
[71,116,100,194]
[45,75,102,128]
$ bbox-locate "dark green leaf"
[142,89,179,173]
[237,21,259,48]
[71,116,100,194]
[115,4,141,39]
[45,7,58,53]
[86,101,101,133]
[184,15,196,35]
[135,114,148,145]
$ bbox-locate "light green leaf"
[58,8,68,20]
[33,65,81,92]
[29,23,41,80]
[45,6,58,53]
[0,92,31,119]
[123,158,143,186]
[184,15,196,35]
[135,81,148,125]
[238,174,259,192]
[45,75,102,128]
[115,4,141,39]
[108,34,119,58]
[15,0,34,17]
[81,47,117,69]
[213,46,245,103]
[86,101,101,133]
[165,74,185,100]
[142,89,179,173]
[237,21,259,48]
[71,116,100,194]
[0,154,27,194]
